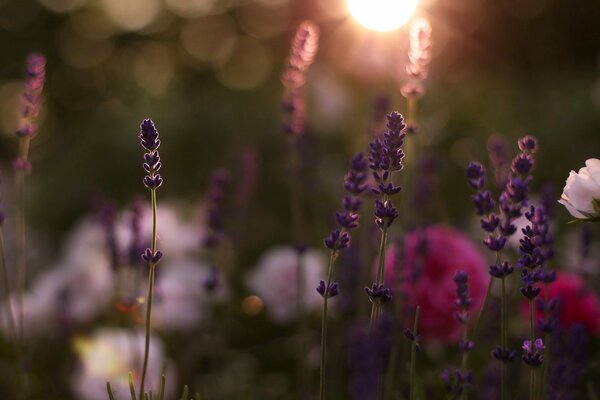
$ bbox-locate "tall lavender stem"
[366,112,405,328]
[137,119,164,399]
[319,250,337,400]
[409,306,420,400]
[318,152,367,399]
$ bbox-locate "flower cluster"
[320,152,368,297]
[140,119,163,190]
[16,53,46,139]
[453,271,475,352]
[14,53,46,172]
[401,18,432,100]
[521,338,544,367]
[139,119,163,265]
[440,369,473,399]
[466,135,538,277]
[281,20,319,136]
[369,112,405,229]
[518,205,555,300]
[439,271,475,398]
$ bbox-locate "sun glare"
[347,0,419,32]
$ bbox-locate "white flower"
[246,246,326,323]
[558,158,600,220]
[71,328,175,400]
[151,258,228,332]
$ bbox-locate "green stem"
[0,229,18,343]
[500,276,507,400]
[319,250,337,400]
[370,227,388,329]
[139,188,158,399]
[409,306,420,400]
[0,229,23,390]
[529,298,535,400]
[471,277,494,343]
[540,285,550,400]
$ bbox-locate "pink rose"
[383,225,488,342]
[525,272,600,335]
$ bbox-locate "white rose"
[558,158,600,220]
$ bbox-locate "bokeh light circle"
[347,0,419,32]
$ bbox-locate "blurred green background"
[0,0,598,245]
[0,0,600,397]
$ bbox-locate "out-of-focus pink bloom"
[246,246,326,323]
[71,328,175,400]
[383,225,488,343]
[525,272,600,335]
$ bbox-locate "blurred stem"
[139,188,158,399]
[471,277,494,343]
[407,97,417,128]
[540,284,550,400]
[409,306,420,400]
[319,250,337,400]
[289,133,307,399]
[500,276,507,400]
[15,134,32,398]
[0,229,23,391]
[529,298,535,400]
[0,229,17,344]
[369,227,388,330]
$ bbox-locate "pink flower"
[383,225,488,342]
[526,272,600,335]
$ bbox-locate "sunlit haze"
[347,0,419,32]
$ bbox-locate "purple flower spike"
[324,229,350,250]
[492,347,516,363]
[139,119,163,191]
[374,200,399,229]
[316,280,339,298]
[522,338,544,367]
[511,153,534,175]
[518,136,538,153]
[141,248,163,264]
[140,119,161,152]
[365,283,392,303]
[465,162,486,190]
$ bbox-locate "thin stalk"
[0,229,23,390]
[0,229,17,343]
[500,277,507,400]
[409,306,420,400]
[407,97,417,129]
[139,189,158,399]
[14,134,32,398]
[107,382,117,400]
[319,250,337,400]
[529,298,535,400]
[471,276,494,342]
[370,227,388,329]
[15,168,26,343]
[540,285,550,400]
[459,329,468,400]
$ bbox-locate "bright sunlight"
[347,0,419,32]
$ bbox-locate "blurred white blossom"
[151,258,228,332]
[71,328,175,400]
[246,246,326,323]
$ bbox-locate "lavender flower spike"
[140,119,163,190]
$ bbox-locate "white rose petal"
[559,158,600,220]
